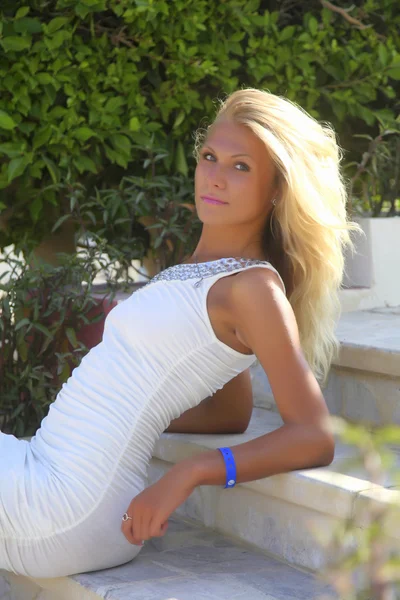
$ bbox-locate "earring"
[272,198,277,206]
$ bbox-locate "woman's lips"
[201,196,228,205]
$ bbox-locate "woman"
[0,88,360,578]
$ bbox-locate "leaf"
[0,142,24,157]
[17,339,28,361]
[38,335,54,356]
[109,134,131,156]
[104,97,125,113]
[73,127,96,142]
[10,404,25,420]
[36,73,55,86]
[280,26,295,42]
[15,7,30,18]
[73,156,97,173]
[15,318,30,330]
[32,323,53,339]
[0,36,32,52]
[129,117,140,131]
[42,155,60,184]
[387,67,400,81]
[173,111,185,129]
[51,214,71,233]
[29,196,43,222]
[308,16,318,36]
[74,4,91,19]
[175,141,188,177]
[378,44,388,67]
[32,126,52,149]
[50,30,67,49]
[81,0,104,6]
[47,17,70,34]
[87,210,98,225]
[13,17,42,34]
[0,110,17,130]
[66,327,78,348]
[7,156,28,182]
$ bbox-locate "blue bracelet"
[218,447,237,488]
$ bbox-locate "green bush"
[345,126,400,217]
[0,0,399,253]
[53,146,201,271]
[0,242,121,437]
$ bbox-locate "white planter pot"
[341,217,400,311]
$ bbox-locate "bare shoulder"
[227,264,301,372]
[227,266,290,344]
[235,265,286,296]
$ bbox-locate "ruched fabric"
[0,258,284,577]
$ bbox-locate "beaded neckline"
[183,256,264,266]
[140,256,273,290]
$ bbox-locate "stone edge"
[153,414,400,537]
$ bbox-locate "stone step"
[253,307,400,427]
[148,408,400,574]
[0,513,336,600]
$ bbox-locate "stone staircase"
[2,305,400,599]
[0,513,336,600]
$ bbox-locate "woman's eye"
[202,152,214,161]
[201,152,249,171]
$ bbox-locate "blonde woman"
[0,88,360,578]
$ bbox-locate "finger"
[121,517,136,545]
[160,520,169,536]
[122,520,142,546]
[150,518,169,538]
[132,536,144,546]
[132,513,145,546]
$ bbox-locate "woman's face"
[194,119,278,225]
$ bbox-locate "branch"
[324,70,383,90]
[320,0,372,30]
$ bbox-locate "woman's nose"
[209,164,227,188]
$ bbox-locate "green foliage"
[45,144,200,270]
[311,416,400,598]
[345,123,400,217]
[0,242,124,437]
[0,0,399,251]
[79,172,201,270]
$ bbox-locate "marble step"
[0,514,336,600]
[148,408,400,574]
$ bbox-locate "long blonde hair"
[193,88,361,386]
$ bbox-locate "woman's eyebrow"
[203,145,253,159]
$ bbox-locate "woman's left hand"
[121,461,198,546]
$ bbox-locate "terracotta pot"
[74,295,117,350]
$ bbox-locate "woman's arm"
[179,269,335,487]
[164,369,253,434]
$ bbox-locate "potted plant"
[341,122,400,311]
[0,245,119,437]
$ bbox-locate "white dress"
[0,257,285,578]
